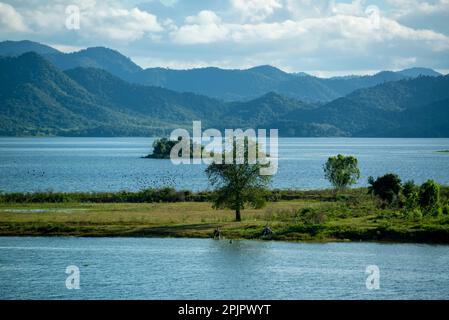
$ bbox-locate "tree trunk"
[235,209,241,222]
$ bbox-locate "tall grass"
[0,188,207,203]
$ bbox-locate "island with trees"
[144,137,205,159]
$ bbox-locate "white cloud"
[0,2,29,32]
[0,0,163,42]
[185,10,221,24]
[330,0,364,15]
[171,6,449,52]
[1,0,448,73]
[171,10,229,44]
[387,0,449,17]
[231,0,283,22]
[392,56,417,69]
[81,6,163,41]
[48,43,86,53]
[285,0,333,19]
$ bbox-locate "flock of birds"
[26,169,46,177]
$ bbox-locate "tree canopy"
[368,173,402,205]
[323,154,360,193]
[145,137,204,159]
[206,138,271,221]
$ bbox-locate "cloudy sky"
[1,0,449,76]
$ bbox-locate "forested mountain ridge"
[0,40,443,103]
[1,51,448,137]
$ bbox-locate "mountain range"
[0,40,442,103]
[0,40,448,137]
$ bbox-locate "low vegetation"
[1,186,448,243]
[0,188,336,204]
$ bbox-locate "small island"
[144,137,205,159]
[437,150,449,153]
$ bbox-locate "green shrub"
[336,194,349,202]
[297,208,327,225]
[406,208,422,221]
[443,204,449,216]
[404,189,419,211]
[419,180,440,215]
[403,180,417,199]
[267,190,282,202]
[368,173,402,205]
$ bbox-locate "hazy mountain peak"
[59,46,142,78]
[0,40,61,56]
[259,91,285,99]
[246,65,292,82]
[76,46,128,56]
[248,65,283,72]
[373,70,397,77]
[397,67,441,78]
[248,65,286,74]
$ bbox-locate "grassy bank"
[0,188,357,203]
[1,188,449,243]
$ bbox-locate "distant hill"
[0,40,60,56]
[50,47,142,79]
[280,75,449,137]
[128,66,280,101]
[222,92,315,128]
[0,40,443,103]
[127,65,442,103]
[0,52,131,136]
[64,67,226,126]
[0,40,141,80]
[0,53,224,136]
[1,51,448,137]
[397,67,442,78]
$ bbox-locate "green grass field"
[1,189,448,243]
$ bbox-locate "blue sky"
[1,0,448,76]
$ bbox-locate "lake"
[0,237,448,300]
[1,137,449,192]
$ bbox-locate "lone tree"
[205,139,271,221]
[323,154,360,195]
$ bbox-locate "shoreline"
[1,233,448,245]
[1,189,448,244]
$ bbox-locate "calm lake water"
[0,237,448,300]
[1,137,449,192]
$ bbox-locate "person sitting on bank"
[262,225,272,237]
[213,227,221,240]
